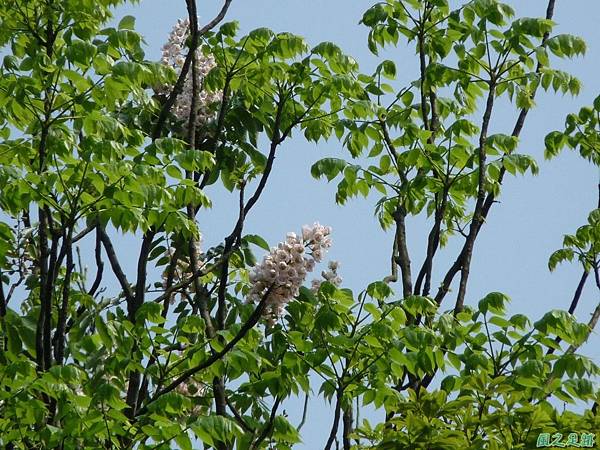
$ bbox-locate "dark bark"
[393,207,413,299]
[414,186,448,296]
[0,272,6,318]
[433,0,556,311]
[183,7,228,442]
[54,230,73,365]
[342,404,353,450]
[567,266,600,355]
[453,82,496,314]
[415,0,559,394]
[36,209,50,371]
[324,388,343,450]
[87,224,104,297]
[433,82,496,310]
[43,220,59,371]
[132,231,155,321]
[125,230,155,416]
[98,227,134,303]
[225,395,254,433]
[417,29,430,132]
[547,270,589,355]
[568,270,589,315]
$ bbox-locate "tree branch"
[98,226,134,304]
[251,396,282,449]
[324,387,343,450]
[138,287,272,415]
[393,207,413,299]
[433,81,496,310]
[87,224,104,297]
[453,81,496,314]
[567,265,600,355]
[433,0,556,311]
[53,228,73,365]
[342,403,353,450]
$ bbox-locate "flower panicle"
[157,18,222,127]
[248,223,333,325]
[311,259,342,294]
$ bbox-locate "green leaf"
[380,60,396,79]
[191,415,243,447]
[175,432,192,450]
[118,15,136,31]
[478,292,510,315]
[135,302,164,324]
[243,234,270,251]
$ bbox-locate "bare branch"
[342,404,353,450]
[393,207,413,299]
[98,226,134,304]
[87,224,104,297]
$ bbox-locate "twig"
[251,396,282,449]
[138,287,272,415]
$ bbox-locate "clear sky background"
[109,1,600,447]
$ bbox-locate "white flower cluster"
[158,18,222,127]
[301,223,333,262]
[311,260,342,293]
[10,222,34,279]
[248,223,333,324]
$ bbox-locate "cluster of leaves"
[0,0,598,449]
[545,95,600,165]
[280,283,600,449]
[313,0,584,232]
[544,94,600,363]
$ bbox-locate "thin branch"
[251,396,282,449]
[87,224,104,297]
[324,388,343,450]
[138,287,272,415]
[0,272,6,318]
[567,265,600,355]
[225,396,254,433]
[297,393,309,431]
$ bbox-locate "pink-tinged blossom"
[311,260,343,294]
[157,18,222,127]
[248,223,333,324]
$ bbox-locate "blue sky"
[112,1,600,447]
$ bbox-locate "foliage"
[0,0,598,449]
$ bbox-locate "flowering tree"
[0,0,598,449]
